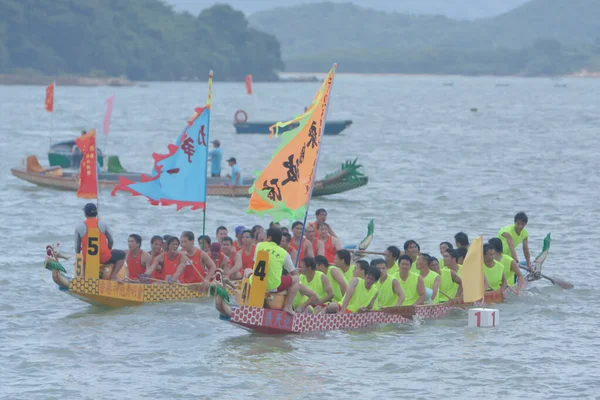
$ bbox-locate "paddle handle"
[348,250,386,256]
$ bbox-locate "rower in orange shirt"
[317,222,342,264]
[144,236,189,283]
[74,203,126,280]
[209,242,230,272]
[125,234,152,280]
[229,230,255,279]
[311,208,337,238]
[180,231,216,286]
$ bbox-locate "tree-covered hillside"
[249,0,600,75]
[0,0,284,81]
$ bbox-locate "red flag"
[45,82,54,112]
[245,74,252,95]
[75,129,98,199]
[103,95,115,135]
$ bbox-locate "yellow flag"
[462,236,484,303]
[247,65,336,222]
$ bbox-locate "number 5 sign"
[84,227,101,280]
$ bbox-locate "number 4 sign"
[244,250,270,308]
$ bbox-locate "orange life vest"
[180,250,205,283]
[127,250,145,280]
[81,217,112,264]
[324,236,337,265]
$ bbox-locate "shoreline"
[279,71,600,79]
[2,69,598,87]
[0,74,138,87]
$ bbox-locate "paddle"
[348,250,385,256]
[519,265,574,290]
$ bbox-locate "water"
[1,76,599,399]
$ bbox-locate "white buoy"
[468,308,499,328]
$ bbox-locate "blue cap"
[235,226,245,235]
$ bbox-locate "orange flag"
[245,74,252,95]
[45,82,54,112]
[247,65,336,222]
[75,129,98,199]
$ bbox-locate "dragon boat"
[44,242,237,308]
[12,156,368,197]
[209,234,561,334]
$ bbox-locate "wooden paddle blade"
[543,274,574,289]
[380,306,415,318]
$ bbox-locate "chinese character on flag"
[45,82,54,112]
[75,129,98,199]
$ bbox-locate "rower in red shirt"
[125,234,152,280]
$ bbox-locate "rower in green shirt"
[497,212,531,270]
[383,245,401,278]
[488,237,525,293]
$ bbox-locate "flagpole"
[103,133,109,171]
[201,71,213,252]
[49,81,55,148]
[95,130,100,212]
[294,64,337,268]
[102,95,114,170]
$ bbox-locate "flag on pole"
[462,236,485,303]
[75,129,99,199]
[246,66,336,222]
[45,82,54,112]
[245,74,253,95]
[103,95,115,135]
[111,73,213,211]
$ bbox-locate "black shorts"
[106,249,126,264]
[211,173,220,177]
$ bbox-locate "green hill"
[249,0,600,75]
[0,0,283,81]
[166,0,529,20]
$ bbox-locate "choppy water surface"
[1,75,599,399]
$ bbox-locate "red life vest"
[180,250,205,283]
[233,241,243,252]
[81,217,112,264]
[225,249,236,267]
[241,245,256,272]
[127,250,145,280]
[152,253,180,281]
[211,252,226,269]
[289,238,305,262]
[312,238,320,257]
[324,236,337,265]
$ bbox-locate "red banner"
[45,82,54,112]
[103,95,114,135]
[75,129,98,199]
[245,74,252,95]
